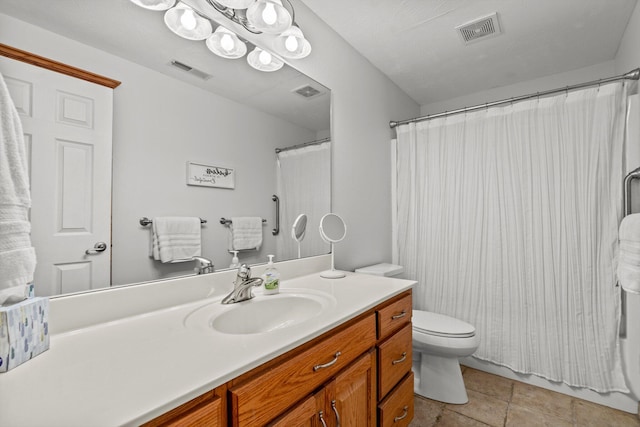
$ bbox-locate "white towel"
[0,72,35,305]
[149,217,201,263]
[618,214,640,294]
[229,217,263,251]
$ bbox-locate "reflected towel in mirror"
[229,217,263,251]
[149,217,201,263]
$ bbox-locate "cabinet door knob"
[391,310,407,320]
[394,405,409,422]
[313,351,341,371]
[392,351,407,365]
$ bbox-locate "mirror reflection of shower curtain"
[394,82,629,393]
[276,141,331,260]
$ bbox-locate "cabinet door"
[327,350,376,427]
[268,392,325,427]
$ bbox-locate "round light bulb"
[258,50,272,65]
[180,9,197,30]
[262,2,277,25]
[285,35,298,52]
[220,33,234,52]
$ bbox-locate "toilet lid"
[413,310,476,338]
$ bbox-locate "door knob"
[86,242,107,255]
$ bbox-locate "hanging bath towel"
[0,71,36,305]
[229,217,263,251]
[150,216,202,263]
[618,213,640,294]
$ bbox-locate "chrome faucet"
[192,256,214,274]
[221,264,263,304]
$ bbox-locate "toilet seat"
[413,310,475,338]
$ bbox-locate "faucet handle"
[237,264,250,279]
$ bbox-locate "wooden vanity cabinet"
[142,385,226,427]
[375,292,414,426]
[145,289,414,427]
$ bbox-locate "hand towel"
[149,217,201,263]
[229,217,263,251]
[618,213,640,294]
[0,72,36,305]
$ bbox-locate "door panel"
[1,57,113,296]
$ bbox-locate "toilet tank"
[355,263,404,278]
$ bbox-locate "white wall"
[420,61,616,116]
[263,1,421,272]
[0,13,318,285]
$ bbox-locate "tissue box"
[0,297,49,372]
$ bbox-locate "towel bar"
[140,217,207,226]
[220,218,267,225]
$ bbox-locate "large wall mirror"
[0,0,331,297]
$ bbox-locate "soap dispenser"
[229,251,240,269]
[261,255,280,295]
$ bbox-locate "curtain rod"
[275,137,331,154]
[390,68,640,129]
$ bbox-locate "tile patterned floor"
[409,366,640,427]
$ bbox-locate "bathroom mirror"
[0,0,331,296]
[291,213,307,259]
[319,213,346,279]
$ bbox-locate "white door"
[0,57,113,296]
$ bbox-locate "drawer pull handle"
[391,310,407,320]
[331,400,341,427]
[392,351,407,365]
[313,351,341,371]
[319,410,328,427]
[394,405,409,422]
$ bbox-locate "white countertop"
[0,266,415,426]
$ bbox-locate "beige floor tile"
[574,400,640,427]
[510,381,573,422]
[445,389,508,427]
[409,395,444,427]
[506,403,573,427]
[463,367,514,402]
[436,408,492,426]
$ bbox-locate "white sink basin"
[184,289,336,335]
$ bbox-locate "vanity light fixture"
[164,3,213,40]
[129,0,176,11]
[247,46,284,72]
[129,0,311,72]
[206,26,247,58]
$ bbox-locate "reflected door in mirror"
[0,57,113,296]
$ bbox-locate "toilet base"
[414,352,469,404]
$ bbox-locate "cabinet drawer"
[377,293,412,339]
[378,323,412,399]
[378,372,414,427]
[230,314,376,427]
[163,397,221,427]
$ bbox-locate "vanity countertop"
[0,270,415,427]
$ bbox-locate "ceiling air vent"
[169,60,212,80]
[455,12,502,45]
[293,85,323,99]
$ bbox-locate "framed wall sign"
[186,161,235,189]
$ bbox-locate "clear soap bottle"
[262,255,280,295]
[229,251,240,269]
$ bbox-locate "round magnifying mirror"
[319,213,347,279]
[291,213,307,259]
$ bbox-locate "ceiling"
[0,0,330,132]
[1,0,637,111]
[302,0,638,106]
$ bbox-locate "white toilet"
[355,263,480,404]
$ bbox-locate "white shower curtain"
[276,142,331,261]
[395,82,629,392]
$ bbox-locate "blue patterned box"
[0,297,49,372]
